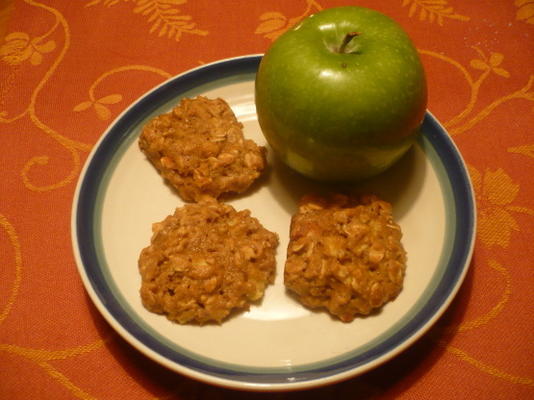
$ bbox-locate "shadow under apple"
[266,138,426,221]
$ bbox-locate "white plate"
[71,55,476,391]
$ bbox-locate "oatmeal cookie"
[139,96,266,202]
[284,193,406,322]
[138,201,278,325]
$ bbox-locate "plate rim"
[71,54,476,391]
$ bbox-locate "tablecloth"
[1,0,533,398]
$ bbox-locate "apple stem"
[338,32,359,54]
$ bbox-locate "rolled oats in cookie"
[284,193,406,322]
[139,96,266,202]
[138,201,278,325]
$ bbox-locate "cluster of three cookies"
[138,96,406,325]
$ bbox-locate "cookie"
[138,201,278,324]
[284,193,406,322]
[139,96,266,202]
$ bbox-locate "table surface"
[1,0,533,399]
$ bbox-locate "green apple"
[255,6,427,181]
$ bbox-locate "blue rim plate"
[71,55,476,391]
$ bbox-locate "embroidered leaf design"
[1,32,31,65]
[73,101,93,112]
[488,52,504,66]
[5,32,29,41]
[29,51,42,65]
[94,103,112,120]
[488,54,510,77]
[470,59,487,71]
[469,47,510,79]
[260,11,287,21]
[403,0,470,25]
[483,168,519,206]
[85,0,120,7]
[255,12,287,34]
[255,18,287,34]
[492,67,510,78]
[137,0,207,41]
[479,207,520,248]
[98,94,122,104]
[33,40,56,53]
[1,31,54,66]
[515,0,534,23]
[508,144,534,158]
[264,30,285,41]
[468,165,527,248]
[255,1,323,41]
[85,0,207,41]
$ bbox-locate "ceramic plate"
[71,55,476,391]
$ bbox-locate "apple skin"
[255,6,427,181]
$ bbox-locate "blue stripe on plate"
[75,55,475,385]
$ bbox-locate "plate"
[71,55,476,391]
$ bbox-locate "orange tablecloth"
[1,0,533,398]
